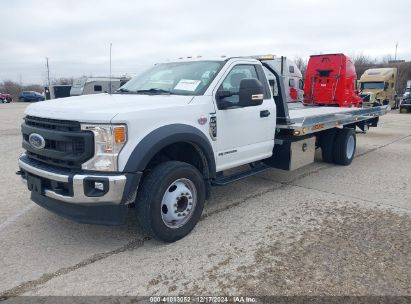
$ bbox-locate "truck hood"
[360,89,382,94]
[24,93,194,123]
[360,91,374,96]
[359,90,383,103]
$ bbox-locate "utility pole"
[45,57,51,87]
[394,41,398,61]
[109,43,112,94]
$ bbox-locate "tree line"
[0,77,74,101]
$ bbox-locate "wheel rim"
[346,135,355,159]
[161,178,197,229]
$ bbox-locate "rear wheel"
[135,161,205,243]
[319,129,337,163]
[333,128,356,166]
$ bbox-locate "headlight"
[80,124,127,171]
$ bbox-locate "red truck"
[303,54,362,107]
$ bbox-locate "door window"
[263,66,278,96]
[218,65,258,104]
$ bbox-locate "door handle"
[260,110,271,117]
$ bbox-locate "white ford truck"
[17,55,388,242]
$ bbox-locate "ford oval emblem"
[29,133,46,149]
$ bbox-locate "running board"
[211,164,272,186]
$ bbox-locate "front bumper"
[18,154,142,225]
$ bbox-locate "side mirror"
[216,90,235,109]
[216,90,232,99]
[238,78,264,107]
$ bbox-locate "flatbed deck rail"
[277,105,389,135]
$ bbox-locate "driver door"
[213,62,276,171]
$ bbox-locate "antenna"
[46,57,53,99]
[109,42,112,94]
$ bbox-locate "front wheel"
[135,161,206,243]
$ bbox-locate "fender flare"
[123,124,216,178]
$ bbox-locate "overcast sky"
[1,0,410,84]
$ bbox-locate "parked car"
[403,80,411,99]
[0,92,12,103]
[18,91,45,102]
[400,96,411,113]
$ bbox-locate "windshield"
[360,82,384,90]
[118,61,224,95]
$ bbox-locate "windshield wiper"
[136,88,173,95]
[115,88,133,93]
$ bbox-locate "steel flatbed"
[276,103,389,136]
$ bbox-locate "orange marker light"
[114,126,126,144]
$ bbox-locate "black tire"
[333,128,356,166]
[19,97,25,102]
[135,161,205,243]
[319,129,337,163]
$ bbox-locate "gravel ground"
[0,102,409,299]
